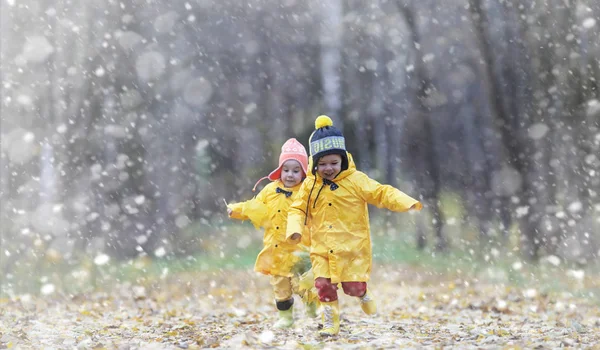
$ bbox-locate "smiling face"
[280,160,304,187]
[316,154,342,180]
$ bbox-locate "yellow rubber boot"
[318,300,340,336]
[359,289,377,315]
[273,306,294,329]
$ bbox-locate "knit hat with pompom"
[308,115,348,174]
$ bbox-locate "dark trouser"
[314,277,366,302]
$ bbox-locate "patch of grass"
[5,217,600,302]
[371,231,600,301]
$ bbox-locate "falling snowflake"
[134,195,146,205]
[94,66,106,77]
[154,247,166,257]
[527,123,549,140]
[258,330,275,343]
[544,255,561,266]
[23,132,35,143]
[41,283,55,295]
[582,18,596,29]
[94,254,110,266]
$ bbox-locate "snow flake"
[544,255,561,266]
[104,125,128,138]
[587,99,600,118]
[183,77,213,107]
[244,103,257,114]
[491,166,522,196]
[56,124,67,134]
[22,36,54,63]
[524,288,537,299]
[94,254,110,266]
[511,261,523,271]
[23,132,35,143]
[16,94,33,106]
[567,269,584,280]
[120,90,143,110]
[136,51,166,81]
[154,247,166,257]
[237,235,252,249]
[116,31,144,51]
[527,123,549,140]
[175,215,191,229]
[154,11,179,33]
[136,235,148,245]
[40,284,55,295]
[132,285,147,299]
[232,307,247,317]
[134,195,146,205]
[94,66,106,77]
[496,299,508,311]
[258,330,275,343]
[422,53,435,62]
[515,206,529,218]
[567,201,582,213]
[582,18,596,29]
[365,58,378,71]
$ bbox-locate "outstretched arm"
[227,185,271,229]
[353,171,423,212]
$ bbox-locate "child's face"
[317,154,342,180]
[281,160,304,187]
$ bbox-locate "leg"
[341,281,366,297]
[270,275,294,329]
[292,270,319,318]
[342,281,376,315]
[314,277,340,336]
[314,277,338,302]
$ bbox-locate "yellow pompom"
[315,115,333,129]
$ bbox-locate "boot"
[273,306,294,329]
[318,300,340,336]
[305,301,318,318]
[359,289,377,315]
[297,270,319,318]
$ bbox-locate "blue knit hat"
[308,115,348,174]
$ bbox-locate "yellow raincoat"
[229,180,310,277]
[286,153,422,283]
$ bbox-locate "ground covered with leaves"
[2,263,600,349]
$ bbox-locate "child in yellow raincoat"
[227,138,318,329]
[287,116,423,336]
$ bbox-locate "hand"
[227,207,233,216]
[290,233,301,241]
